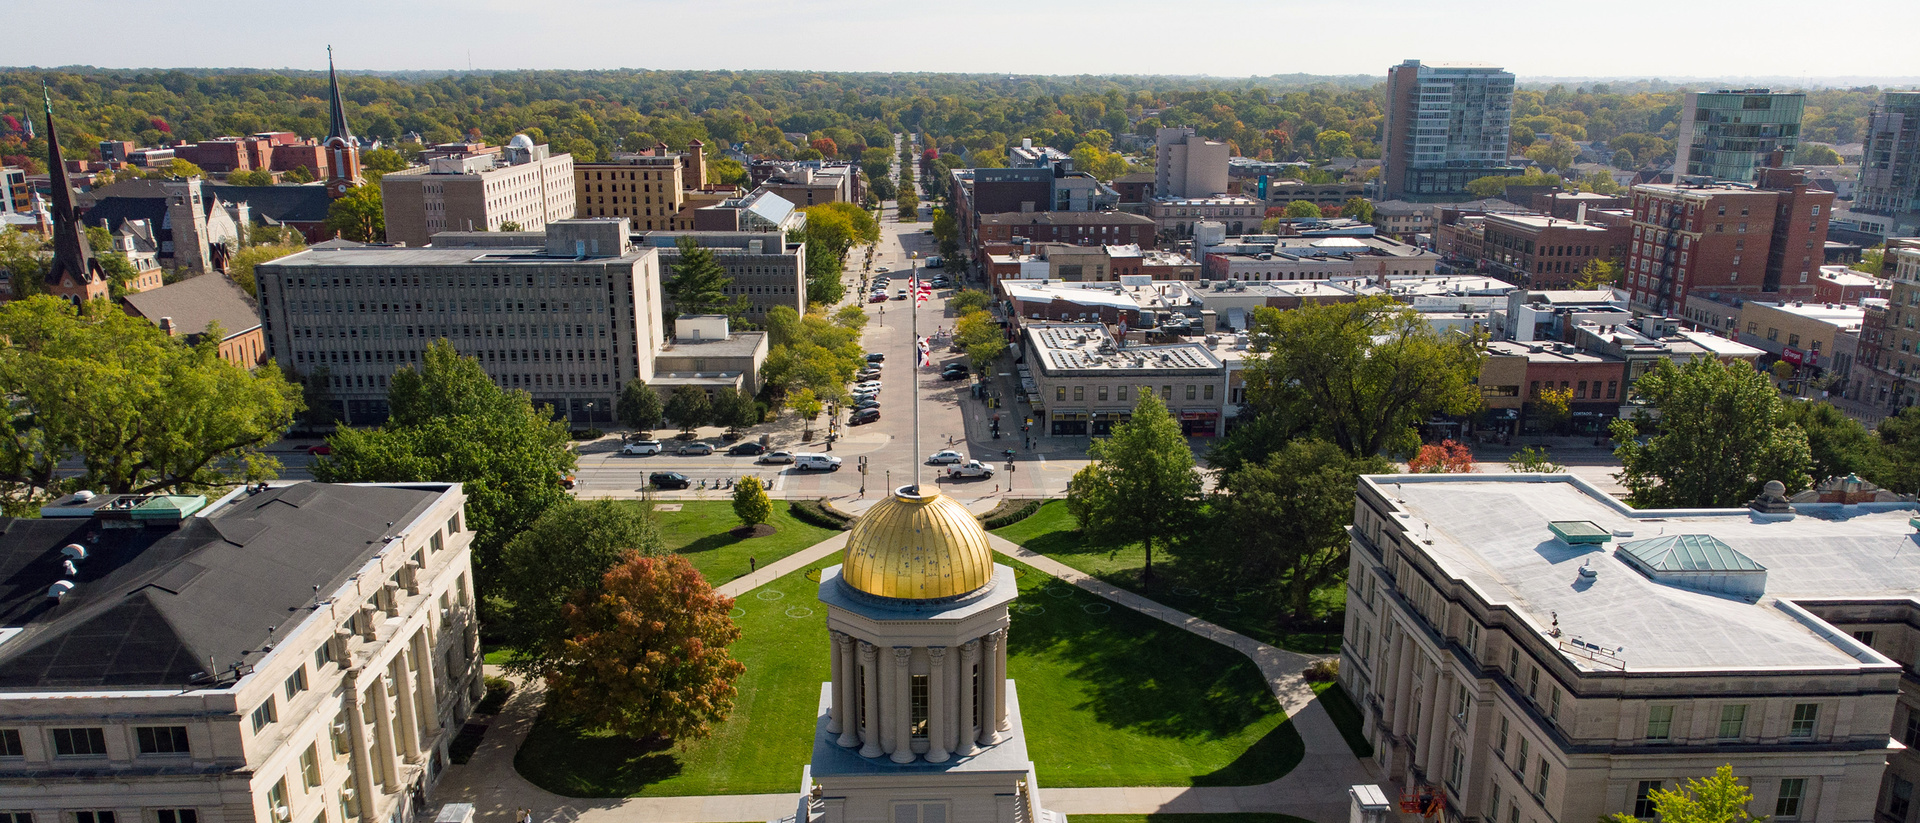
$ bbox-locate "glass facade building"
[1673,90,1805,183]
[1382,60,1520,199]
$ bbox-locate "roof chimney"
[158,317,175,336]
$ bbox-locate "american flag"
[917,336,933,367]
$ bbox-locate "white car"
[620,440,662,455]
[928,450,964,465]
[854,380,882,390]
[946,460,995,479]
[795,453,843,472]
[759,450,796,464]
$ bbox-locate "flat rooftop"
[1370,475,1919,673]
[266,245,651,268]
[1485,213,1613,233]
[1026,324,1221,374]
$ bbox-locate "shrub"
[570,428,605,441]
[1303,658,1340,683]
[979,498,1042,529]
[476,676,515,714]
[790,498,855,531]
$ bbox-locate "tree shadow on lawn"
[1007,581,1287,743]
[674,530,744,558]
[513,709,685,797]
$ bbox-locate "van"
[794,453,843,472]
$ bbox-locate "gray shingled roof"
[121,274,262,342]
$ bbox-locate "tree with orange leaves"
[542,553,746,742]
[1409,439,1475,474]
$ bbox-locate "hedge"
[979,498,1043,530]
[791,498,855,531]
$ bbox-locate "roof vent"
[48,580,75,599]
[73,490,95,502]
[62,544,88,561]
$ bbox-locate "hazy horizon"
[17,0,1920,80]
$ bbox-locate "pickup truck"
[946,460,995,479]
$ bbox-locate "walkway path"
[432,528,1379,823]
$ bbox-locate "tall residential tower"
[1381,60,1518,200]
[1673,89,1805,183]
[1858,91,1920,235]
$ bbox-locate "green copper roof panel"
[1549,520,1611,544]
[1617,534,1765,572]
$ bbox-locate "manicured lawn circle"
[1082,603,1112,614]
[784,607,813,619]
[755,589,785,601]
[729,607,746,618]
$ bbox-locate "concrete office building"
[379,136,575,247]
[574,152,690,231]
[1381,61,1519,200]
[1020,323,1231,436]
[1340,473,1919,823]
[255,220,662,425]
[1154,128,1230,199]
[1674,90,1806,183]
[636,231,808,321]
[651,315,768,398]
[0,481,483,823]
[1856,92,1920,235]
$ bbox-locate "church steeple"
[323,47,364,199]
[42,86,106,302]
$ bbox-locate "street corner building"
[1339,473,1920,823]
[0,482,484,823]
[788,484,1059,823]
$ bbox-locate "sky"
[13,0,1920,82]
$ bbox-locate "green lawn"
[639,500,839,585]
[514,555,1301,796]
[1314,681,1373,758]
[992,501,1343,654]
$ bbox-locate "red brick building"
[1478,213,1627,289]
[976,211,1156,249]
[1624,163,1832,315]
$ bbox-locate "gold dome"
[842,486,994,600]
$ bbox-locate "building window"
[1056,387,1066,402]
[50,728,107,757]
[1527,666,1540,702]
[1634,781,1663,818]
[1533,757,1550,799]
[1789,704,1818,739]
[1718,704,1746,740]
[301,744,322,788]
[157,811,198,823]
[269,778,289,821]
[1517,737,1530,773]
[1161,385,1171,400]
[252,697,279,733]
[0,814,31,823]
[1098,386,1109,401]
[0,729,20,757]
[1495,716,1509,761]
[136,726,190,755]
[1073,386,1084,401]
[1506,648,1520,681]
[1775,779,1805,818]
[286,667,309,700]
[1549,689,1561,722]
[910,675,929,739]
[1447,746,1464,791]
[1204,384,1214,400]
[1490,785,1504,820]
[74,813,115,823]
[1888,777,1913,821]
[1646,705,1673,741]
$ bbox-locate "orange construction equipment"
[1399,786,1446,819]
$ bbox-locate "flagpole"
[911,253,921,492]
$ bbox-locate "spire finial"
[325,46,353,143]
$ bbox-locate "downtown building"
[1623,162,1833,316]
[255,220,663,425]
[378,137,576,247]
[1380,60,1520,200]
[0,481,483,823]
[1673,90,1806,183]
[1856,92,1920,236]
[1341,473,1920,823]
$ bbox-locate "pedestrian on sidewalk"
[750,556,757,573]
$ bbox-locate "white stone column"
[388,657,423,763]
[926,646,950,763]
[1390,630,1417,736]
[344,678,379,818]
[1413,658,1440,774]
[991,629,1010,733]
[410,630,441,734]
[956,640,979,757]
[1425,672,1451,780]
[980,631,1004,745]
[827,631,846,736]
[837,634,861,748]
[858,642,882,758]
[890,647,915,763]
[368,675,401,788]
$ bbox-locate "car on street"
[869,292,888,303]
[876,266,891,273]
[852,398,881,411]
[894,289,908,300]
[849,408,881,425]
[941,362,969,375]
[854,380,882,389]
[857,372,882,383]
[940,368,970,381]
[946,460,995,479]
[727,442,766,457]
[680,442,715,455]
[649,471,692,490]
[795,454,843,471]
[927,450,964,464]
[306,444,333,455]
[620,440,663,455]
[867,352,886,362]
[759,450,797,464]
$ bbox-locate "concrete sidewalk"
[432,531,1379,823]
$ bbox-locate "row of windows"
[286,299,601,316]
[0,810,197,823]
[0,726,187,759]
[276,274,605,290]
[1528,380,1618,401]
[1053,383,1216,403]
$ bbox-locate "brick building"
[1478,213,1626,289]
[975,211,1155,250]
[1623,161,1832,315]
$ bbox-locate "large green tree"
[1212,438,1391,620]
[1241,296,1482,457]
[732,475,772,528]
[616,379,663,433]
[1065,392,1202,585]
[1871,405,1920,493]
[325,184,385,242]
[665,236,743,320]
[497,500,663,672]
[312,341,575,589]
[1779,400,1881,485]
[0,296,301,510]
[1605,765,1761,823]
[664,385,713,433]
[1610,358,1811,508]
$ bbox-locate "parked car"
[681,442,715,455]
[876,266,891,273]
[854,380,882,390]
[869,292,888,303]
[621,440,662,455]
[940,369,969,381]
[727,442,766,456]
[649,471,692,490]
[794,453,843,471]
[946,460,995,479]
[860,361,883,371]
[894,289,908,300]
[941,362,969,375]
[867,352,886,362]
[852,388,880,401]
[849,408,881,425]
[306,444,333,455]
[759,450,797,464]
[852,399,881,411]
[927,450,964,464]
